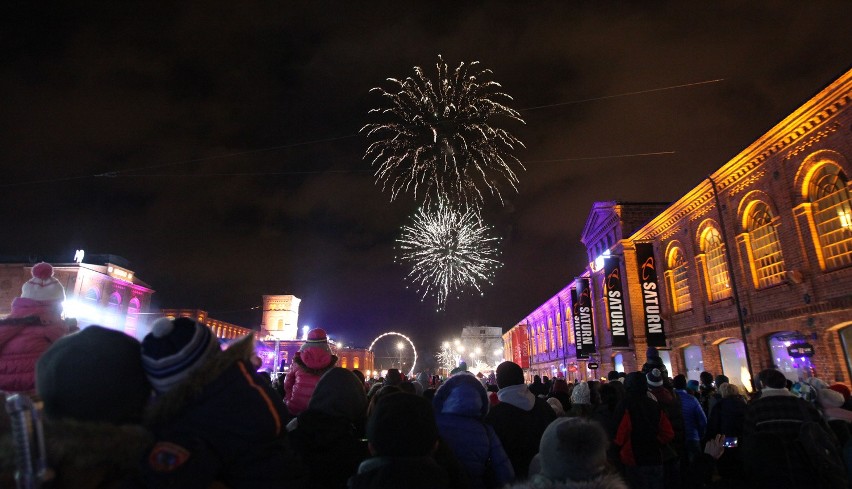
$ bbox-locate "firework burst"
[363,55,525,209]
[397,201,502,307]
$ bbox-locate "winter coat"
[675,388,707,441]
[433,373,514,489]
[705,396,747,440]
[0,416,153,489]
[485,383,557,479]
[649,385,685,459]
[283,347,338,416]
[613,392,675,466]
[289,367,370,489]
[508,472,629,489]
[347,455,455,489]
[0,298,69,392]
[143,334,302,489]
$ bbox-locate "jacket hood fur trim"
[511,473,629,489]
[293,351,338,375]
[0,418,153,473]
[144,334,256,426]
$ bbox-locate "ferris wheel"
[368,331,418,378]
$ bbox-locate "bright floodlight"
[397,342,404,350]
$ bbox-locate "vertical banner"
[604,257,629,347]
[635,243,667,347]
[513,326,530,369]
[569,288,586,358]
[575,279,597,354]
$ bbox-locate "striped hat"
[141,317,220,393]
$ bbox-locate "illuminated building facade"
[508,68,852,389]
[260,294,300,340]
[161,308,258,340]
[0,255,154,338]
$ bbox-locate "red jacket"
[614,406,675,466]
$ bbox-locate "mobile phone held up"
[723,436,738,448]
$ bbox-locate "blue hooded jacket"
[433,372,514,489]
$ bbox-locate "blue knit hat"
[141,317,220,393]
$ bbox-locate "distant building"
[261,294,300,340]
[507,68,852,389]
[0,254,154,339]
[161,308,258,340]
[453,326,504,371]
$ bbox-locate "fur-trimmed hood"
[0,418,152,483]
[145,334,257,426]
[510,473,629,489]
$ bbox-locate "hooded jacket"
[433,373,514,489]
[143,334,301,488]
[509,473,629,489]
[283,347,338,416]
[0,299,69,392]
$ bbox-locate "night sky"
[2,2,851,352]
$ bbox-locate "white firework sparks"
[397,202,502,307]
[362,55,525,209]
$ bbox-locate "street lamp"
[397,342,405,371]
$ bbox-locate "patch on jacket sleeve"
[148,441,190,472]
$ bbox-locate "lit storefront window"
[768,333,814,383]
[745,201,786,288]
[719,339,752,392]
[683,345,704,382]
[613,353,624,373]
[701,227,732,302]
[666,246,692,312]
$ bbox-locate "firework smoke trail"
[397,201,502,308]
[362,55,525,210]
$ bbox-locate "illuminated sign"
[787,343,815,357]
[588,362,599,370]
[635,243,667,347]
[107,264,134,282]
[574,279,597,354]
[604,257,629,347]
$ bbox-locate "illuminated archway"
[368,331,418,378]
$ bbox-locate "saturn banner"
[635,243,667,347]
[604,257,629,347]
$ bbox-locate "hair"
[367,385,401,417]
[759,368,788,389]
[496,361,525,388]
[719,382,740,398]
[673,374,687,390]
[700,371,714,385]
[599,383,624,412]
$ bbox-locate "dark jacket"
[485,384,557,479]
[613,386,675,467]
[705,396,747,440]
[143,335,302,489]
[433,373,514,489]
[347,456,453,489]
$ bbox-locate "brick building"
[505,68,852,390]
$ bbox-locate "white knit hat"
[21,262,66,303]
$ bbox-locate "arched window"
[666,246,692,312]
[682,345,704,382]
[565,306,575,344]
[808,163,852,269]
[555,311,563,349]
[547,317,555,353]
[744,201,786,288]
[353,357,360,369]
[340,356,348,369]
[85,288,100,302]
[701,226,732,301]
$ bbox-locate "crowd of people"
[1,263,852,488]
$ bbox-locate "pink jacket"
[283,347,337,416]
[0,297,69,392]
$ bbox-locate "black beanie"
[36,326,152,424]
[496,361,525,388]
[367,392,438,456]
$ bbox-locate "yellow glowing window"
[556,311,563,349]
[531,326,538,355]
[547,317,555,352]
[353,357,360,369]
[746,201,786,288]
[809,165,852,270]
[702,227,732,302]
[341,357,348,368]
[667,247,692,312]
[539,324,546,353]
[565,306,575,344]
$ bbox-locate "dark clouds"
[2,2,852,350]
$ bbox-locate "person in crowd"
[741,368,839,488]
[704,382,747,481]
[644,349,685,487]
[450,361,468,376]
[547,397,566,417]
[567,381,594,418]
[515,417,628,489]
[398,380,417,395]
[485,361,557,479]
[547,377,572,412]
[432,372,514,489]
[367,384,401,417]
[352,369,368,392]
[607,370,621,383]
[417,370,431,389]
[588,380,603,406]
[384,368,404,387]
[698,371,716,414]
[673,374,707,465]
[284,328,338,417]
[818,387,852,422]
[592,382,626,471]
[141,317,300,488]
[529,374,548,397]
[348,392,467,489]
[289,367,370,489]
[0,326,154,488]
[686,380,701,400]
[829,383,852,411]
[613,371,675,489]
[0,262,71,393]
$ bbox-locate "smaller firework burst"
[397,201,502,307]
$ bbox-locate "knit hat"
[367,392,439,456]
[642,347,667,376]
[496,361,525,388]
[300,328,331,354]
[308,367,368,422]
[571,382,591,405]
[36,326,151,424]
[646,367,664,388]
[686,380,700,392]
[829,383,851,402]
[539,417,608,482]
[625,371,648,394]
[21,262,66,303]
[141,317,220,393]
[384,368,404,386]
